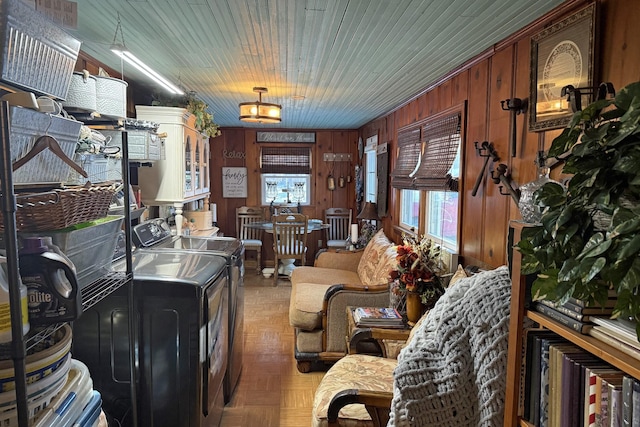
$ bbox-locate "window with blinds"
[260,146,311,174]
[390,127,421,189]
[260,146,312,205]
[413,113,461,191]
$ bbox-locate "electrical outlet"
[318,239,323,247]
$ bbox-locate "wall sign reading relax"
[222,167,248,198]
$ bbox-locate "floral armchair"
[311,266,511,427]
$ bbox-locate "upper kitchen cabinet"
[136,106,210,234]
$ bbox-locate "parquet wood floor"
[220,274,326,427]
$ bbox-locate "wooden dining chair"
[270,202,301,218]
[236,206,265,274]
[272,213,308,286]
[324,208,352,250]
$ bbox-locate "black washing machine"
[132,219,244,403]
[73,249,228,427]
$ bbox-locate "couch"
[289,229,398,372]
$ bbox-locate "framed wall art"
[528,3,597,132]
[222,167,248,198]
[256,131,315,143]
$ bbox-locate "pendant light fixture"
[110,13,183,94]
[239,87,282,123]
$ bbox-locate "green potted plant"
[152,91,221,138]
[517,81,640,338]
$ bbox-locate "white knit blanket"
[388,266,512,427]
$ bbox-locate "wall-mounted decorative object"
[222,167,248,198]
[490,163,520,205]
[528,3,596,132]
[256,131,315,143]
[500,98,525,157]
[471,141,499,197]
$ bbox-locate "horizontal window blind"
[413,113,461,191]
[390,126,421,189]
[260,147,311,174]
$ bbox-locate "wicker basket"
[0,184,116,232]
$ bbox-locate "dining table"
[245,219,330,276]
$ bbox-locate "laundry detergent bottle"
[19,237,80,325]
[0,256,29,343]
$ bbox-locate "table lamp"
[357,202,380,228]
[355,202,380,248]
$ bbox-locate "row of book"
[522,329,640,427]
[351,306,404,328]
[530,295,640,362]
[531,296,616,335]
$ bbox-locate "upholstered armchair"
[311,266,512,427]
[289,229,398,372]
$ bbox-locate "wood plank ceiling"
[68,0,564,129]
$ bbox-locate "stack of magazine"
[352,307,404,328]
[588,317,640,361]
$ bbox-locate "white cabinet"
[136,106,210,235]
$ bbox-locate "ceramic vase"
[406,291,423,323]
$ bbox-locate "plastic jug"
[0,256,29,343]
[19,237,81,325]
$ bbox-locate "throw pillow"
[448,264,468,288]
[373,244,398,287]
[357,229,393,287]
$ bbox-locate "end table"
[346,306,411,357]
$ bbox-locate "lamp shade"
[357,202,380,220]
[239,87,282,123]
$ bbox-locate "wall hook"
[561,82,616,113]
[471,141,499,197]
[500,98,525,158]
[490,163,520,205]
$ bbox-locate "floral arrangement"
[389,234,445,306]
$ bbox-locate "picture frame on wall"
[528,3,597,132]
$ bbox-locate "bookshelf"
[504,221,640,427]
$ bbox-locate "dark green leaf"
[535,182,567,208]
[562,223,580,246]
[580,257,606,283]
[614,82,640,111]
[549,128,580,158]
[616,234,640,260]
[576,232,606,259]
[521,255,541,275]
[558,258,580,282]
[615,82,640,111]
[617,257,640,292]
[609,215,640,238]
[531,269,559,301]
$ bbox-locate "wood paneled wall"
[77,0,640,269]
[209,128,359,263]
[358,0,640,268]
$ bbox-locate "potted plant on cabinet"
[152,91,221,138]
[517,81,640,338]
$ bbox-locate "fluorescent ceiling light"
[111,44,184,95]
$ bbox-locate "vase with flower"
[389,235,446,323]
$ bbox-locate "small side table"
[346,306,411,357]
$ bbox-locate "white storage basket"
[9,106,82,184]
[0,0,81,99]
[61,72,97,112]
[68,153,121,185]
[94,76,127,118]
